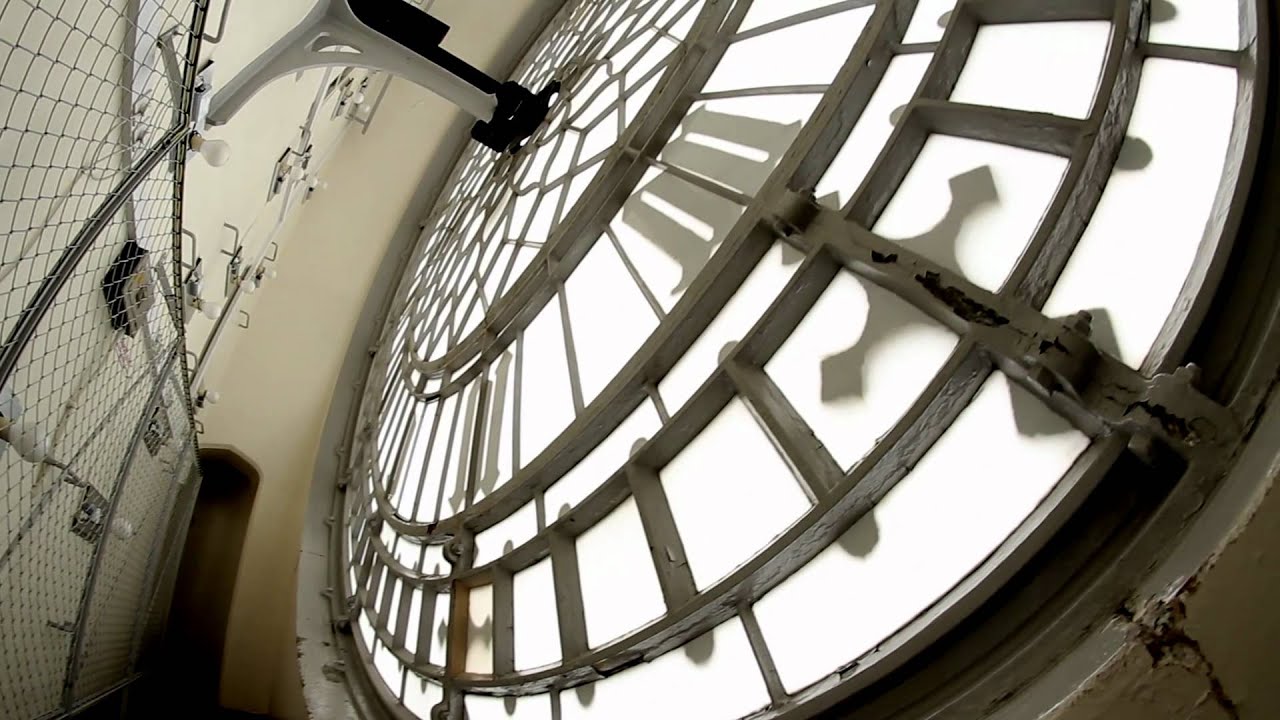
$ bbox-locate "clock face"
[345,0,1261,718]
[403,0,708,369]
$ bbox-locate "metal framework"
[0,1,207,717]
[329,0,1274,718]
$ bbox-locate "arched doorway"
[137,448,259,716]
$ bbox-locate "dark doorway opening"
[124,448,260,719]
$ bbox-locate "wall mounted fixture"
[194,388,221,410]
[0,387,47,464]
[271,145,314,198]
[190,132,231,167]
[101,241,155,338]
[204,0,560,154]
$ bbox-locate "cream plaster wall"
[188,2,537,715]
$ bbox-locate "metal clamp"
[796,201,1241,461]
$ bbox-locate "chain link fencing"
[0,1,207,717]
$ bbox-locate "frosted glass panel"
[1042,60,1237,368]
[577,498,667,647]
[430,592,450,665]
[1148,0,1241,51]
[766,271,958,470]
[466,694,552,720]
[476,350,517,504]
[520,300,576,462]
[545,400,662,518]
[816,53,932,209]
[703,6,873,92]
[565,237,661,404]
[874,136,1068,292]
[421,542,446,576]
[660,244,799,411]
[467,585,494,674]
[904,0,958,43]
[403,673,443,716]
[443,380,484,517]
[392,407,431,519]
[514,558,562,671]
[561,619,770,720]
[358,607,376,653]
[385,579,404,637]
[404,587,425,656]
[952,22,1109,119]
[391,535,422,571]
[739,0,847,32]
[754,374,1089,693]
[372,641,400,694]
[475,502,540,566]
[661,399,811,589]
[415,393,458,522]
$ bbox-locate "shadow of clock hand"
[621,107,803,296]
[894,164,1000,276]
[820,165,998,404]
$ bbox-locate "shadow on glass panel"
[622,107,802,295]
[436,614,494,657]
[819,166,998,404]
[889,103,907,127]
[1115,136,1153,171]
[896,165,1000,277]
[662,107,802,196]
[447,383,486,513]
[1006,374,1078,438]
[478,351,515,499]
[713,344,883,560]
[684,626,715,665]
[1150,0,1178,24]
[887,100,1156,176]
[836,509,880,558]
[820,284,939,403]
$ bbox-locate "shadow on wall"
[128,448,260,719]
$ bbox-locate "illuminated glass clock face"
[404,0,707,368]
[344,0,1257,718]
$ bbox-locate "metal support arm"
[787,197,1241,462]
[205,0,557,153]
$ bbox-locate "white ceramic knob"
[5,415,48,464]
[200,299,224,321]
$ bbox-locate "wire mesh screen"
[0,1,207,717]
